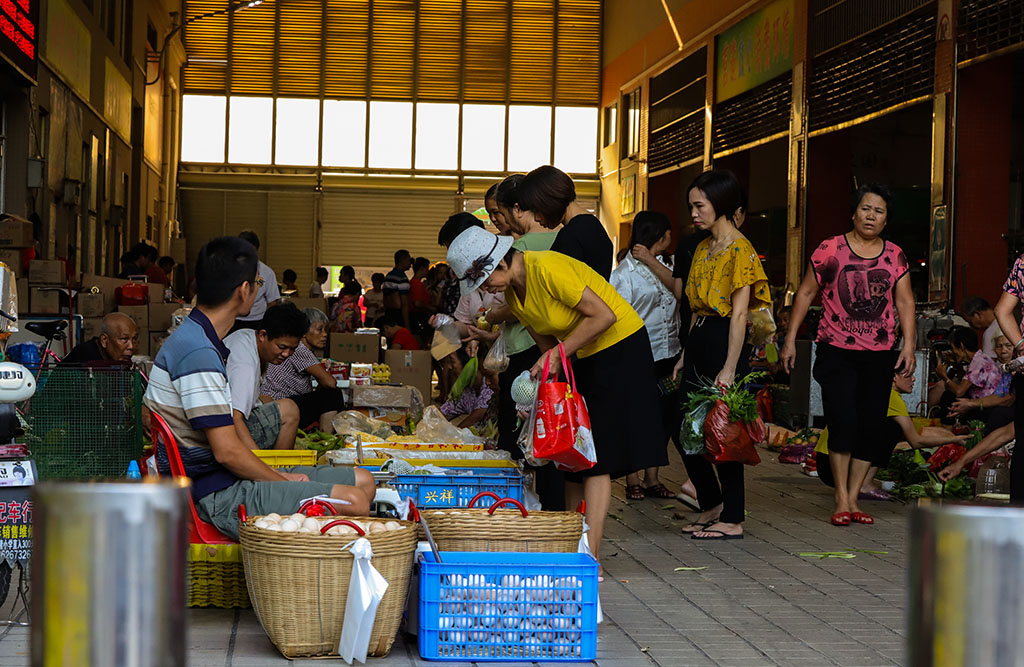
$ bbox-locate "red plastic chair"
[150,412,235,545]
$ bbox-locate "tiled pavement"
[0,446,911,666]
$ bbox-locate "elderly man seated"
[62,312,138,364]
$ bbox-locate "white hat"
[446,227,515,296]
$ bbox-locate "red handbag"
[532,344,597,473]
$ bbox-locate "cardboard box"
[29,260,64,285]
[351,384,415,409]
[117,305,149,332]
[15,279,27,314]
[0,217,33,248]
[80,274,163,314]
[0,249,22,277]
[81,317,103,341]
[286,297,329,314]
[30,287,61,314]
[149,302,181,332]
[76,292,105,318]
[148,331,169,357]
[384,349,433,402]
[329,333,382,364]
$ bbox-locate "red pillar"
[954,57,1013,306]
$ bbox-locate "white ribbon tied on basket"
[299,494,352,507]
[577,520,603,624]
[338,537,390,665]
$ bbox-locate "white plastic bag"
[338,537,389,664]
[577,520,603,624]
[430,314,462,361]
[516,396,548,467]
[482,332,509,372]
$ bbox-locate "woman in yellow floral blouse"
[673,170,770,540]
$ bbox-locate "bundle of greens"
[295,429,344,453]
[879,448,975,501]
[682,370,767,423]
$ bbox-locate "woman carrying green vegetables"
[673,170,770,540]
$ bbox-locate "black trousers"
[812,343,895,459]
[680,317,748,524]
[497,346,565,511]
[1012,376,1024,502]
[288,387,347,430]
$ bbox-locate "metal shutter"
[277,0,323,98]
[555,0,601,106]
[808,6,935,133]
[648,48,707,173]
[419,0,464,101]
[325,0,370,98]
[959,0,1024,63]
[320,190,456,268]
[230,0,276,96]
[266,192,316,289]
[809,0,934,57]
[182,0,600,106]
[181,0,229,93]
[713,72,791,155]
[179,188,226,280]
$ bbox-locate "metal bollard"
[31,479,190,667]
[907,502,1024,666]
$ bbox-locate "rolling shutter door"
[958,0,1024,64]
[179,188,226,283]
[712,73,792,155]
[266,192,316,289]
[320,191,457,268]
[808,4,935,133]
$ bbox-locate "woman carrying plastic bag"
[446,210,666,565]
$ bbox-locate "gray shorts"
[246,401,282,449]
[196,465,358,540]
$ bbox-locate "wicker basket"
[239,517,417,659]
[419,497,583,553]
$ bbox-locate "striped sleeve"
[170,348,234,429]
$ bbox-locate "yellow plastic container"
[187,544,250,608]
[253,449,319,468]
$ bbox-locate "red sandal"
[830,511,851,526]
[851,512,874,525]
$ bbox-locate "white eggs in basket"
[301,517,321,532]
[264,513,281,522]
[265,523,282,531]
[279,519,300,532]
[288,513,306,523]
[253,519,269,529]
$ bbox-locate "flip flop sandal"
[831,511,852,526]
[691,529,744,541]
[625,484,645,500]
[643,483,676,499]
[851,512,875,525]
[681,520,718,534]
[674,491,701,512]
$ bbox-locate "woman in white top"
[612,211,683,500]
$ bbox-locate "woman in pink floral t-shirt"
[781,184,916,527]
[994,253,1024,500]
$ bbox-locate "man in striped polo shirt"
[144,236,374,539]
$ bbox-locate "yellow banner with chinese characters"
[715,0,794,102]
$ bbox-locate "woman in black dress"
[516,165,613,279]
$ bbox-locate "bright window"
[368,101,413,169]
[507,105,552,172]
[415,103,459,171]
[181,95,226,162]
[461,104,505,172]
[554,106,598,174]
[275,98,320,166]
[228,96,273,164]
[322,100,367,168]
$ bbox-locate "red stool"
[150,412,235,544]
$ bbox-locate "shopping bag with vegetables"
[533,344,597,472]
[680,396,714,456]
[685,371,766,466]
[482,330,509,372]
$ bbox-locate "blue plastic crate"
[418,551,599,662]
[369,467,524,508]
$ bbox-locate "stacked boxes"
[29,260,66,315]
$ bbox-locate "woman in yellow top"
[673,170,771,541]
[447,226,668,564]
